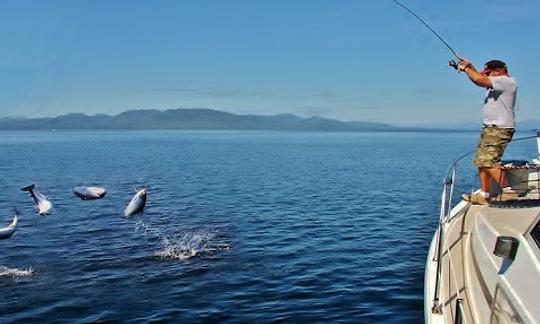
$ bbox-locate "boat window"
[532,220,540,250]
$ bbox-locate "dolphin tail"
[21,184,35,192]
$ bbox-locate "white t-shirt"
[483,75,518,128]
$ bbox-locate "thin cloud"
[152,86,342,101]
[293,104,388,118]
[435,2,540,29]
[152,87,242,98]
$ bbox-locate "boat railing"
[431,147,474,314]
[431,132,540,316]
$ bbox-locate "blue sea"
[1,130,532,323]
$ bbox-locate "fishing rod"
[391,0,461,69]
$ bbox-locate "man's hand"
[457,59,471,72]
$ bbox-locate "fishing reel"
[449,60,458,70]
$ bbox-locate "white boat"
[425,132,540,323]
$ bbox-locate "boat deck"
[427,198,540,323]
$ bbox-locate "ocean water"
[0,130,534,322]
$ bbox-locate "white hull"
[424,142,540,323]
[425,227,444,324]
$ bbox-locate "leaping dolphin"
[124,188,147,217]
[73,186,107,200]
[0,211,18,240]
[21,184,53,215]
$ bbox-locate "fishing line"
[391,0,461,60]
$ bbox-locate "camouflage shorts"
[473,126,514,168]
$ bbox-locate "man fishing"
[392,0,519,204]
[457,59,518,205]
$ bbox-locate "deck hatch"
[493,236,519,260]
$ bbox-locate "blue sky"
[1,0,538,126]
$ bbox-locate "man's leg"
[479,166,508,192]
[479,167,491,193]
[466,127,514,204]
[485,166,508,188]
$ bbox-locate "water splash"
[134,220,230,260]
[0,266,34,278]
[155,231,227,260]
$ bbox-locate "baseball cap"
[480,60,507,75]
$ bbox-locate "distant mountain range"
[3,108,534,132]
[0,108,421,131]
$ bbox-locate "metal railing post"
[432,177,451,313]
[536,130,540,161]
[454,298,464,324]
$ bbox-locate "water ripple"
[0,130,490,322]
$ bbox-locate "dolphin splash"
[21,184,53,215]
[0,266,33,277]
[0,211,18,240]
[124,188,147,217]
[73,186,107,200]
